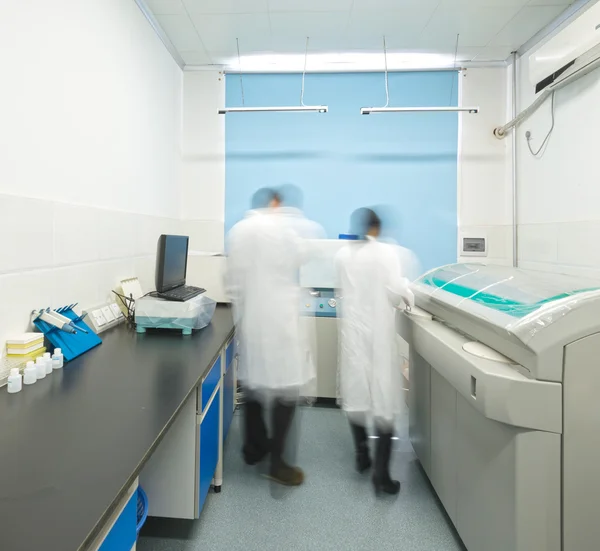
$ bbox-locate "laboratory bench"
[0,305,235,551]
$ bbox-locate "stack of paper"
[6,333,45,357]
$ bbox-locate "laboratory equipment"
[155,235,205,302]
[43,352,52,375]
[35,358,46,380]
[36,310,76,334]
[299,239,347,401]
[33,304,101,362]
[23,362,37,385]
[52,348,63,369]
[7,369,22,393]
[398,263,600,551]
[135,294,216,335]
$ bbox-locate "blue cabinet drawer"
[225,340,235,371]
[201,357,221,412]
[98,487,137,551]
[198,389,220,512]
[223,363,235,442]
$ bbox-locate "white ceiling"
[143,0,577,70]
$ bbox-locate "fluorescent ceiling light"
[223,52,458,73]
[361,106,479,115]
[218,106,328,114]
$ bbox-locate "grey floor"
[138,405,465,551]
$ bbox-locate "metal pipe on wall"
[512,52,518,268]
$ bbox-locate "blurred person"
[225,188,315,487]
[335,207,414,496]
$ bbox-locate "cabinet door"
[98,488,137,551]
[223,363,235,442]
[198,389,220,513]
[409,350,431,476]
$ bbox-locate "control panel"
[301,289,337,318]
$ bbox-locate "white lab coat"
[335,237,414,425]
[225,209,316,393]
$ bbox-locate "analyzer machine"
[398,263,600,551]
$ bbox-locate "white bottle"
[23,361,37,385]
[43,352,52,375]
[53,348,64,369]
[7,368,23,394]
[36,357,46,380]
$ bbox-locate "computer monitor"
[155,235,189,293]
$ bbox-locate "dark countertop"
[0,305,234,551]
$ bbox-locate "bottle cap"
[43,352,51,360]
[10,368,19,377]
[55,348,62,355]
[26,361,34,369]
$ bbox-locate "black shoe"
[242,440,271,466]
[373,477,401,495]
[349,422,372,473]
[268,462,305,486]
[372,430,400,496]
[356,449,372,474]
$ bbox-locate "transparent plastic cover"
[135,294,216,331]
[413,263,600,342]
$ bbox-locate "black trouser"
[243,395,296,471]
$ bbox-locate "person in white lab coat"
[225,188,315,486]
[335,208,414,495]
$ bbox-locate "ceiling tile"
[188,12,271,51]
[352,0,438,9]
[348,7,438,40]
[440,0,527,6]
[267,0,353,12]
[527,0,573,5]
[420,4,522,49]
[145,0,186,14]
[269,12,349,39]
[489,5,566,47]
[180,50,213,64]
[182,0,269,14]
[155,14,204,50]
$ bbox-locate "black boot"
[269,400,304,486]
[242,399,270,465]
[349,422,372,473]
[373,431,400,495]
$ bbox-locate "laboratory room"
[3,0,600,550]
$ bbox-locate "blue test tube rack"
[33,304,102,363]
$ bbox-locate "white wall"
[0,0,183,350]
[459,67,513,266]
[181,71,226,253]
[517,33,600,278]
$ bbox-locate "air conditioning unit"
[529,1,600,94]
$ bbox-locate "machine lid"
[413,263,600,343]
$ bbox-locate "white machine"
[300,240,347,401]
[398,263,600,551]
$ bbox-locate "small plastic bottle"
[7,368,23,394]
[43,352,53,375]
[52,348,64,369]
[36,357,46,380]
[23,361,37,385]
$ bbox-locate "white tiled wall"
[0,0,184,351]
[0,193,180,348]
[517,27,600,278]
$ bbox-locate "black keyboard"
[158,285,206,302]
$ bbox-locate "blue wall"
[225,72,458,272]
